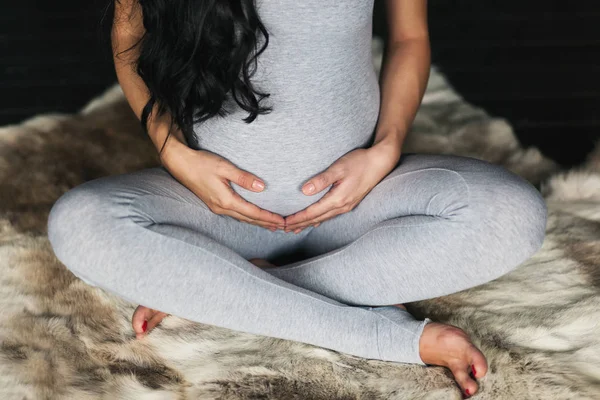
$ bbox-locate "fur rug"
[1,37,599,399]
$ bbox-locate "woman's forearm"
[111,2,188,163]
[371,37,431,159]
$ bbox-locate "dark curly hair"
[107,0,273,155]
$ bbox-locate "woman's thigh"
[301,152,547,259]
[48,166,305,265]
[257,153,547,304]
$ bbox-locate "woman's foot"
[249,268,486,395]
[419,322,488,398]
[132,258,276,338]
[131,305,170,339]
[252,261,485,397]
[392,304,487,397]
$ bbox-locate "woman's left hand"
[284,142,401,233]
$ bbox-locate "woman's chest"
[255,0,375,34]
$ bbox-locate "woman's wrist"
[369,131,405,169]
[159,134,196,170]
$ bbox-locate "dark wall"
[1,1,114,124]
[374,0,600,167]
[2,1,599,168]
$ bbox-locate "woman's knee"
[463,160,548,274]
[47,168,168,251]
[48,184,94,255]
[503,176,548,262]
[47,178,124,274]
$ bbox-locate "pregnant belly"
[190,56,381,216]
[187,1,380,216]
[190,111,377,216]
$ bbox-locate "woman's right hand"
[160,139,285,231]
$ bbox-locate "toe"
[146,311,170,333]
[449,363,478,398]
[469,347,488,379]
[132,305,155,338]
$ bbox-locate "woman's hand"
[162,140,286,231]
[284,141,402,233]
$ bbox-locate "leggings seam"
[375,311,427,336]
[126,192,222,225]
[375,166,472,207]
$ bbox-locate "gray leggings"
[47,153,547,365]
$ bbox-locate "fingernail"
[142,320,148,332]
[465,388,471,396]
[252,180,264,190]
[303,183,315,194]
[294,228,301,234]
[471,364,477,377]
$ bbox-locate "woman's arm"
[370,0,430,163]
[111,0,190,165]
[111,1,285,229]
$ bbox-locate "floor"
[2,1,599,168]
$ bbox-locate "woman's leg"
[47,166,429,365]
[263,153,548,305]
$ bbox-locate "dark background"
[1,1,599,167]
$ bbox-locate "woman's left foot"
[131,305,170,339]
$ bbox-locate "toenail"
[142,320,147,332]
[471,364,477,377]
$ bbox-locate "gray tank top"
[191,0,380,216]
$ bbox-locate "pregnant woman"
[47,0,547,397]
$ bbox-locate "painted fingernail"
[465,388,471,396]
[303,183,315,194]
[471,364,477,377]
[142,320,148,332]
[252,180,264,190]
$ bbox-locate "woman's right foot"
[419,322,488,398]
